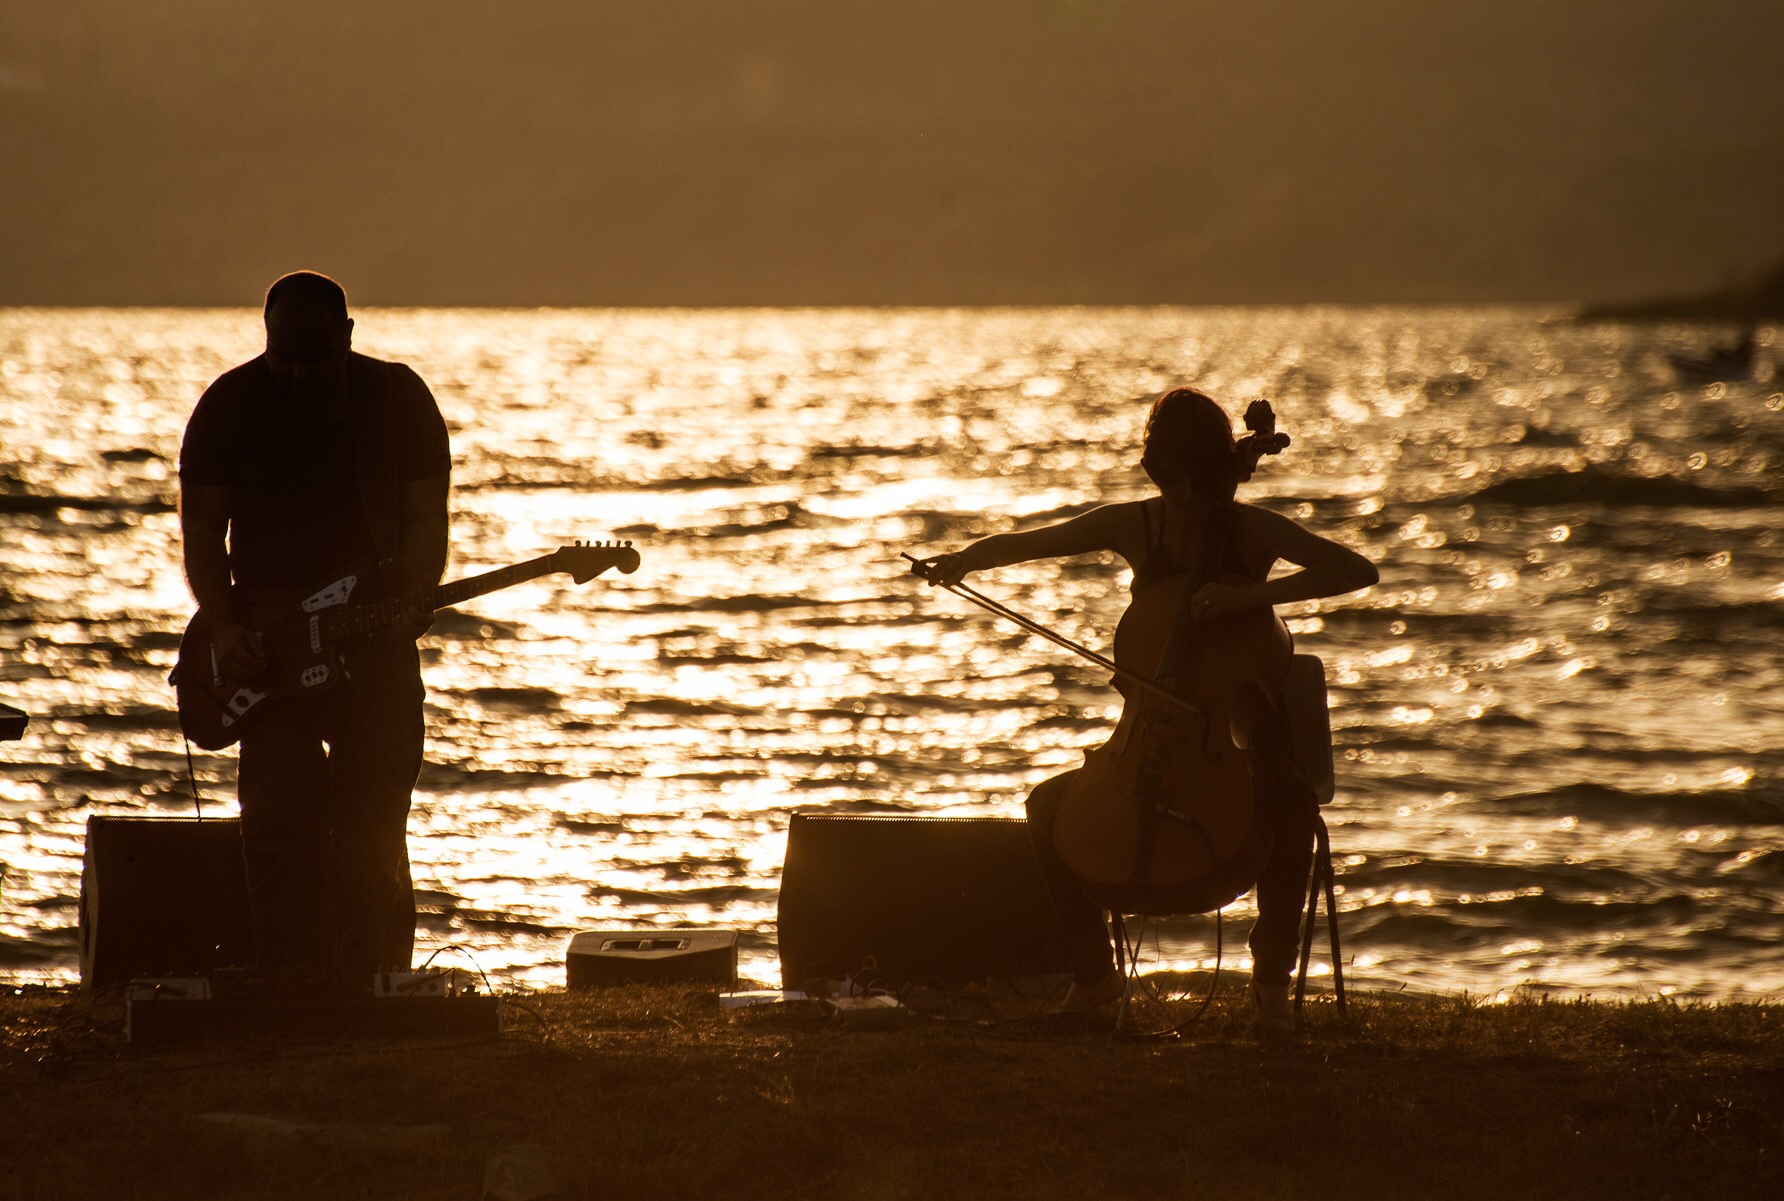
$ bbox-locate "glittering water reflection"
[2,307,1780,997]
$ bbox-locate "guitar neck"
[319,555,559,643]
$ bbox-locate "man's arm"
[181,483,234,617]
[388,474,449,640]
[180,482,264,675]
[397,474,450,593]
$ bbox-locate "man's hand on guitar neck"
[391,605,436,641]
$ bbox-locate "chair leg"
[1322,818,1347,1014]
[1111,913,1132,1031]
[1293,814,1344,1015]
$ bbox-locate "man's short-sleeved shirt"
[180,352,450,592]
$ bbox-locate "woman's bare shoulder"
[1102,498,1154,561]
[1069,499,1151,531]
[1233,501,1316,566]
[1234,500,1362,568]
[1234,501,1294,534]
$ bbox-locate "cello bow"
[901,552,1206,722]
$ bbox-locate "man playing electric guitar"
[179,270,450,989]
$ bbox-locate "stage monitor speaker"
[80,816,255,992]
[776,814,1072,990]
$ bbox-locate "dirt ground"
[1,981,1778,1200]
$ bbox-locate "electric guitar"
[172,541,640,750]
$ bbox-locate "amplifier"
[776,814,1071,990]
[80,815,420,990]
[80,815,255,992]
[566,929,739,988]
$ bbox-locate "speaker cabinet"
[776,814,1071,989]
[79,816,255,992]
[566,929,738,988]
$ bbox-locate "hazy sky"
[4,1,1781,305]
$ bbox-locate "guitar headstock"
[554,540,641,583]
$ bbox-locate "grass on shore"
[1,977,1779,1201]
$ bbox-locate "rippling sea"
[2,307,1780,998]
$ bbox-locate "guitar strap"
[351,357,405,579]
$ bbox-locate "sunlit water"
[2,307,1780,999]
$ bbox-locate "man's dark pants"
[236,638,423,979]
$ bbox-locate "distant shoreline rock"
[1578,257,1784,322]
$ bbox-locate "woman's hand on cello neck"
[1186,579,1264,623]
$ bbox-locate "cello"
[911,400,1293,918]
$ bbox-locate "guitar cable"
[182,731,204,822]
[1108,909,1224,1041]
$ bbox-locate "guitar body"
[173,568,368,750]
[170,540,640,751]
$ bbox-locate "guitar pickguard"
[303,574,359,612]
[219,683,270,728]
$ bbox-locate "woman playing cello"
[916,388,1377,1033]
